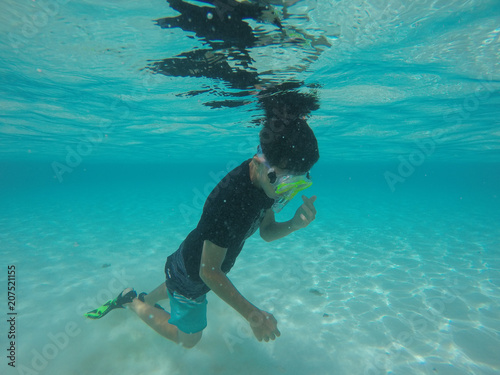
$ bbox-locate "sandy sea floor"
[1,163,499,375]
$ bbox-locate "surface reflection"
[148,0,331,111]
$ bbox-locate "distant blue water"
[1,0,500,374]
[1,160,499,374]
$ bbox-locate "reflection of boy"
[120,117,319,348]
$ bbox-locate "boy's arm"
[199,240,257,319]
[199,240,280,342]
[260,195,317,242]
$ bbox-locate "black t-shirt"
[165,159,274,298]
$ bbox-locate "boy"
[89,116,319,348]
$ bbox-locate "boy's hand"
[291,195,317,230]
[248,310,281,342]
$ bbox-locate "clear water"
[1,1,499,374]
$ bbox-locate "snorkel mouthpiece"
[272,175,312,213]
[256,144,313,213]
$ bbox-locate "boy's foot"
[137,292,166,311]
[138,292,148,302]
[116,288,137,307]
[84,288,137,320]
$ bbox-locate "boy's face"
[253,156,309,196]
[253,156,282,199]
[252,154,313,212]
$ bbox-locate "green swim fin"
[84,289,137,320]
[84,299,120,319]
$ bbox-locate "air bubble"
[207,12,213,20]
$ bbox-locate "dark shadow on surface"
[147,0,332,112]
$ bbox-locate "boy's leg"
[128,298,178,342]
[144,282,169,305]
[178,330,203,348]
[127,297,202,348]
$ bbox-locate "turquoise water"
[1,1,500,375]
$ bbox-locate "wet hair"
[259,117,319,173]
[258,82,319,120]
[258,82,320,173]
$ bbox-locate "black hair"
[258,81,320,120]
[258,82,320,173]
[259,117,319,173]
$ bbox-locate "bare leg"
[144,282,169,306]
[127,298,180,344]
[125,288,203,348]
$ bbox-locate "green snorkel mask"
[257,145,313,213]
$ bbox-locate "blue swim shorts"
[167,289,208,334]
